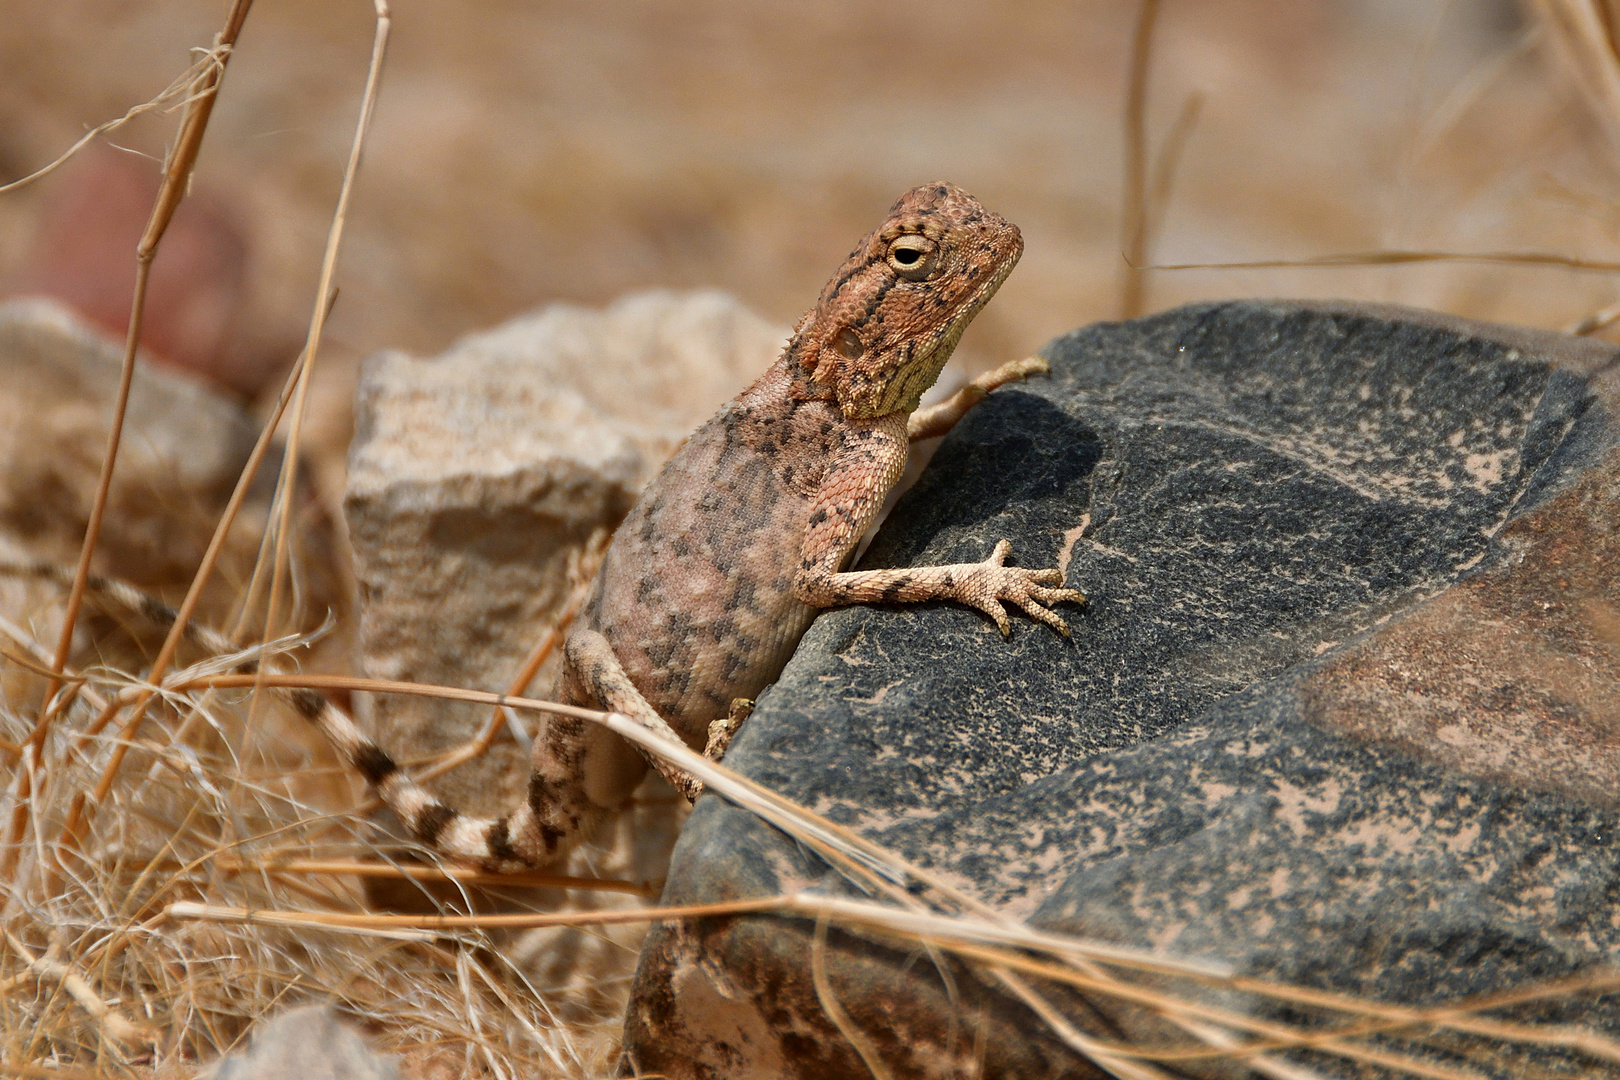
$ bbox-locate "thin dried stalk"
[1145,91,1203,249]
[47,0,389,887]
[254,0,391,675]
[1118,0,1161,319]
[0,616,113,759]
[1144,248,1620,273]
[810,915,897,1080]
[158,671,1613,1076]
[149,671,1588,1066]
[1570,293,1620,333]
[2,930,151,1049]
[0,47,229,197]
[0,0,257,887]
[165,894,784,933]
[0,1064,114,1080]
[415,527,605,785]
[212,856,657,898]
[1532,0,1620,161]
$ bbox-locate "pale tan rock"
[200,1004,398,1080]
[0,298,257,585]
[344,289,788,820]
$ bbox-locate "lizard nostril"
[833,328,864,360]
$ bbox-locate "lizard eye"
[833,327,864,360]
[886,235,939,280]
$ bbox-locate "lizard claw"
[976,601,1013,638]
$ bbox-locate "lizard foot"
[704,698,754,763]
[953,539,1086,638]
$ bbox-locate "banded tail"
[0,564,584,871]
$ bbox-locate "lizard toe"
[1015,597,1071,636]
[1032,584,1087,607]
[972,597,1013,637]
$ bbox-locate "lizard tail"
[0,563,582,871]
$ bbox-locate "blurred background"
[1,0,1617,475]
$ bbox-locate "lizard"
[18,181,1084,872]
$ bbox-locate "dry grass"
[3,2,1620,1078]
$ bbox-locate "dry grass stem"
[1569,293,1620,332]
[0,1064,116,1080]
[416,528,606,785]
[164,895,781,934]
[159,666,1620,1076]
[810,915,898,1080]
[212,856,657,898]
[44,0,380,889]
[1146,248,1620,273]
[0,0,257,889]
[254,0,389,671]
[1118,0,1160,320]
[0,46,232,198]
[1153,247,1620,275]
[2,930,151,1049]
[1533,0,1620,160]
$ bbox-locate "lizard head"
[795,181,1023,418]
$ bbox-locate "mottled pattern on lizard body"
[19,182,1086,873]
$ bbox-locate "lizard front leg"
[793,415,1086,636]
[907,356,1050,442]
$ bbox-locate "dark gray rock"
[199,1004,398,1080]
[623,301,1620,1079]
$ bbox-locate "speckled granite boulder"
[623,301,1620,1079]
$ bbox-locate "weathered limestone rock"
[624,301,1620,1078]
[0,297,257,585]
[344,289,787,821]
[199,1004,397,1080]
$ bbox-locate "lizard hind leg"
[564,629,707,802]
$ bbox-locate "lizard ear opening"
[887,235,939,281]
[833,327,864,360]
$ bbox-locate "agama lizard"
[40,182,1085,871]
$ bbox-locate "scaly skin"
[24,183,1086,871]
